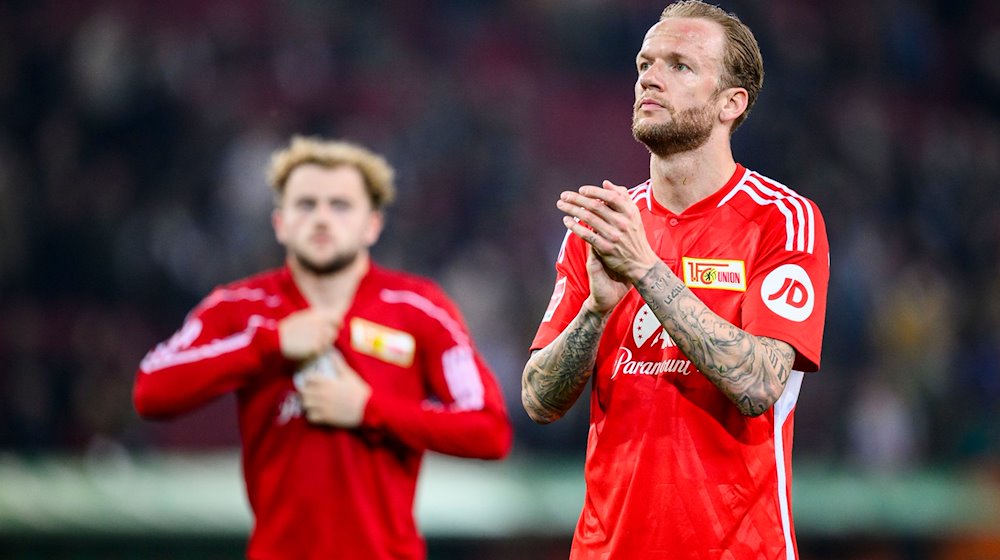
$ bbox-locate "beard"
[291,248,359,276]
[632,101,714,158]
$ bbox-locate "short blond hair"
[267,136,396,209]
[661,0,764,131]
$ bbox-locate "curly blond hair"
[267,136,396,209]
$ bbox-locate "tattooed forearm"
[636,261,796,416]
[522,308,608,424]
[641,269,685,311]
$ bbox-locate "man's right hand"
[278,308,342,360]
[584,246,630,315]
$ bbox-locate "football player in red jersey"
[523,1,829,558]
[134,136,512,560]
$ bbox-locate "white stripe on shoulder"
[378,288,484,410]
[718,170,815,254]
[629,181,652,211]
[378,289,470,347]
[140,315,274,373]
[199,287,283,312]
[752,173,817,254]
[556,229,573,265]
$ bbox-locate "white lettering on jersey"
[614,305,688,380]
[761,264,815,322]
[612,347,691,379]
[276,391,303,425]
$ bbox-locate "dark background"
[1,0,999,558]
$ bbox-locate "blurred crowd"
[0,0,998,473]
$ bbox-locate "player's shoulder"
[196,268,286,314]
[720,167,823,222]
[720,167,827,254]
[627,180,655,213]
[369,264,446,298]
[367,264,464,324]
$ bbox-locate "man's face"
[273,164,382,276]
[631,17,727,157]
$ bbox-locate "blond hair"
[661,0,764,131]
[267,136,396,209]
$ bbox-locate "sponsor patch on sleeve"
[350,318,416,367]
[760,264,814,322]
[682,257,747,291]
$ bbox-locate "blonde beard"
[632,103,714,157]
[291,249,359,276]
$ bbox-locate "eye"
[674,63,691,72]
[637,61,651,72]
[294,199,316,211]
[330,199,352,211]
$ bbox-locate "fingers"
[569,180,631,210]
[558,181,632,224]
[327,349,359,379]
[562,215,606,250]
[279,308,342,360]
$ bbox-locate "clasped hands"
[279,309,371,428]
[557,180,659,313]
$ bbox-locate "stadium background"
[1,0,999,558]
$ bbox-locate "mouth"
[310,233,334,245]
[636,98,664,111]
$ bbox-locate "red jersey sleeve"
[360,284,512,460]
[742,198,829,372]
[132,290,282,419]
[530,230,591,351]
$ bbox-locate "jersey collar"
[647,163,747,218]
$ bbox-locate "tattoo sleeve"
[636,261,796,416]
[521,307,608,424]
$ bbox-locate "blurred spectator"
[0,0,998,475]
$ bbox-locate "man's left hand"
[299,351,372,428]
[558,180,659,283]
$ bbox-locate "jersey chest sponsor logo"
[350,318,415,367]
[682,257,747,291]
[612,304,692,380]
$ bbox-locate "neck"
[288,252,370,311]
[648,134,737,214]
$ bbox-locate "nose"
[638,61,665,91]
[312,202,337,226]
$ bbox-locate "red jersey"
[134,263,512,560]
[532,165,829,559]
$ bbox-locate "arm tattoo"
[636,262,796,416]
[522,308,607,424]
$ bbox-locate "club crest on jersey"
[350,318,416,367]
[632,304,675,349]
[682,257,747,291]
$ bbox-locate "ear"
[718,87,749,126]
[363,210,385,248]
[272,207,287,245]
